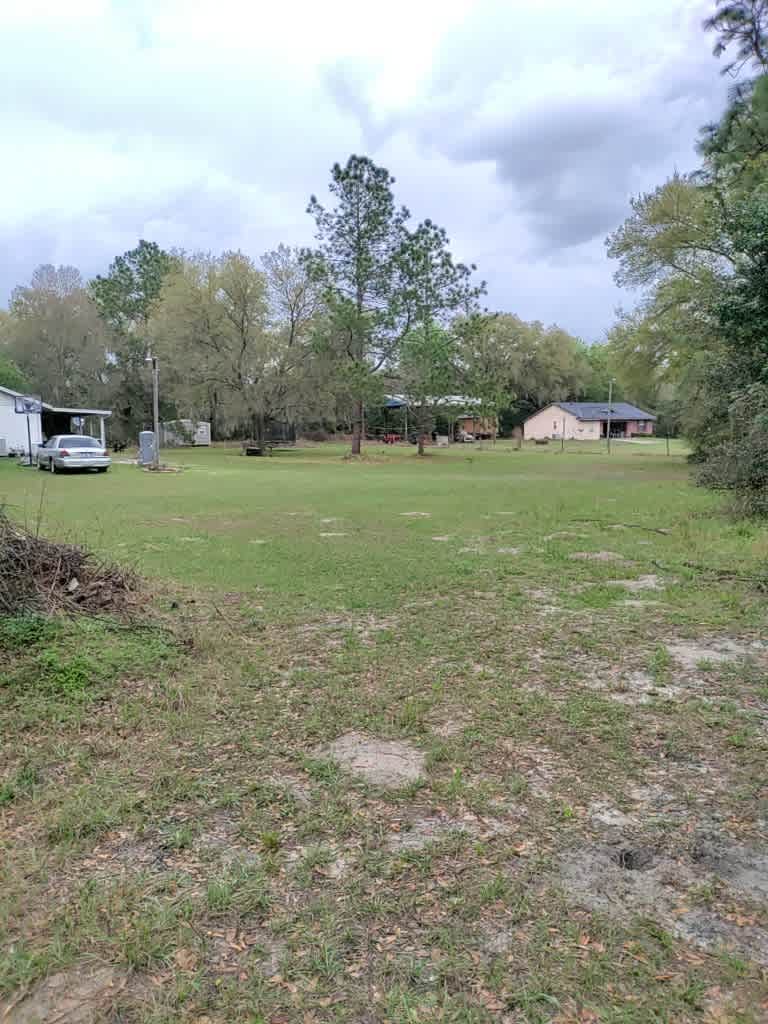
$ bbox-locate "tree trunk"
[417,434,425,456]
[351,399,363,455]
[209,389,219,442]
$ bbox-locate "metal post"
[152,356,160,468]
[561,417,565,452]
[606,378,614,455]
[26,414,32,466]
[666,434,670,457]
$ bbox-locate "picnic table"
[241,440,296,456]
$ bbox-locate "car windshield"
[59,436,100,448]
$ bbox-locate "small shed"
[161,420,211,447]
[455,414,497,440]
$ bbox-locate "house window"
[553,421,558,431]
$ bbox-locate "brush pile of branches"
[0,509,138,615]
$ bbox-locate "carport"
[41,404,112,446]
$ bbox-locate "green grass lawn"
[1,442,767,1023]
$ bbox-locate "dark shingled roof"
[554,401,656,422]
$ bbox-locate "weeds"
[1,446,766,1023]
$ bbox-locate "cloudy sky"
[1,0,728,340]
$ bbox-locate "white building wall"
[0,390,42,454]
[524,405,601,441]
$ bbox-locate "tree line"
[0,157,623,454]
[605,0,768,514]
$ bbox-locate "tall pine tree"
[303,156,409,455]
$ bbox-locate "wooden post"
[561,417,565,452]
[606,378,613,455]
[151,356,160,468]
[666,434,670,457]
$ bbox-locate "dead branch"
[0,508,138,616]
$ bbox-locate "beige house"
[524,402,656,441]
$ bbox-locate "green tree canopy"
[303,155,411,454]
[0,353,27,393]
[704,0,768,76]
[6,265,111,407]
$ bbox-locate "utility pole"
[606,378,615,455]
[147,354,160,468]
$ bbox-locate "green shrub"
[35,651,97,698]
[0,614,58,652]
[695,384,768,517]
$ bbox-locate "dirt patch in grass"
[588,801,637,829]
[385,809,510,851]
[590,670,685,706]
[560,844,692,916]
[203,926,285,978]
[86,811,261,878]
[321,732,425,787]
[628,784,698,825]
[608,574,665,591]
[430,715,468,738]
[0,964,129,1024]
[673,909,768,966]
[269,772,312,805]
[570,551,627,563]
[692,834,768,901]
[294,613,397,649]
[192,811,262,867]
[85,830,167,875]
[544,531,587,541]
[667,638,765,671]
[561,842,768,964]
[502,742,566,797]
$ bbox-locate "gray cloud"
[319,1,725,254]
[0,179,315,304]
[0,0,730,341]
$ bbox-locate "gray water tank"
[139,430,156,466]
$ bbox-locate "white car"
[37,435,111,474]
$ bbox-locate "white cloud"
[0,0,728,338]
